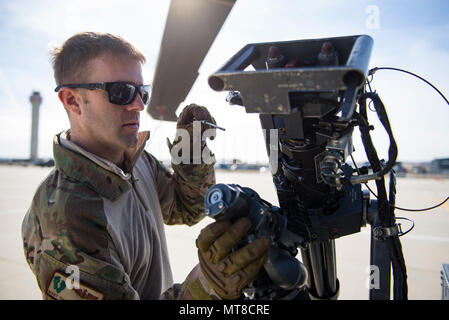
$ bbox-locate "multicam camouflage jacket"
[22,130,219,300]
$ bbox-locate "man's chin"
[114,130,137,148]
[125,135,139,149]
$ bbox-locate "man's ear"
[57,88,82,115]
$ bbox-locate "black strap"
[357,92,408,300]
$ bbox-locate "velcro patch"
[47,272,104,300]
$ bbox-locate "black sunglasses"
[55,82,151,106]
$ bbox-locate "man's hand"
[196,217,270,300]
[169,104,217,163]
[177,103,217,139]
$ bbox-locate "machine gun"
[205,35,408,300]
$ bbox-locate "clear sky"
[0,0,448,164]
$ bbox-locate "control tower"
[29,91,42,162]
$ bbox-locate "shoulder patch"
[47,272,104,300]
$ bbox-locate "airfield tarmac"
[0,164,448,300]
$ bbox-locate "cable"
[355,97,408,299]
[356,67,449,213]
[355,93,398,185]
[369,67,449,106]
[393,197,449,212]
[396,217,415,237]
[350,154,449,212]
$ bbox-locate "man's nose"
[126,93,145,112]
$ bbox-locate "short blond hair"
[51,32,146,85]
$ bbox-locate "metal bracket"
[372,223,403,240]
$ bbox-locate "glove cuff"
[183,264,222,300]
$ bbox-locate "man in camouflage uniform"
[22,32,269,300]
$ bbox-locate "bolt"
[266,46,285,68]
[268,46,281,59]
[321,41,334,55]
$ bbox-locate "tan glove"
[176,103,217,141]
[196,217,270,300]
[169,103,217,164]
